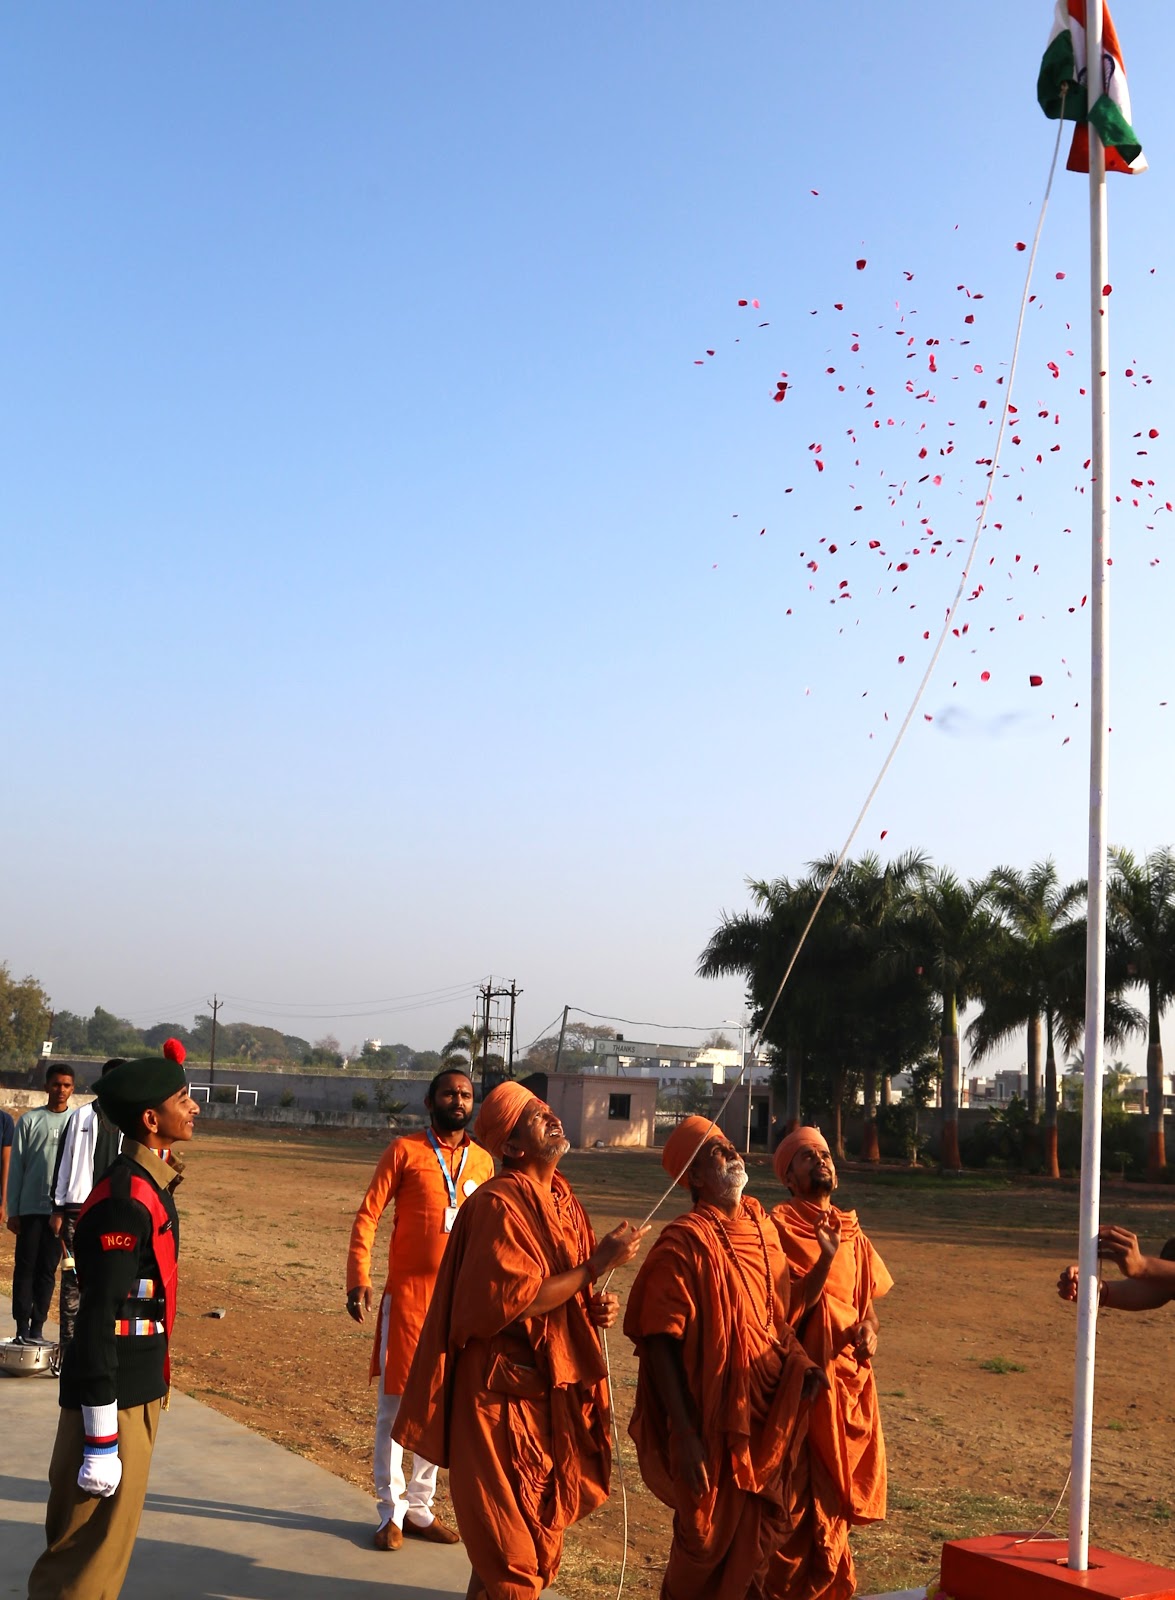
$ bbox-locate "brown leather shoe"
[403,1517,461,1545]
[374,1521,403,1551]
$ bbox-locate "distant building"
[522,1072,656,1149]
[967,1070,1026,1106]
[584,1038,771,1090]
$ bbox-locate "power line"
[569,1007,747,1035]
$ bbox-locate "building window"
[608,1094,631,1121]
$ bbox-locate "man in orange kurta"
[345,1068,494,1550]
[393,1080,647,1600]
[768,1126,894,1600]
[624,1117,840,1600]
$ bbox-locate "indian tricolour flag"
[1037,0,1146,175]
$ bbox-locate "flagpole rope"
[749,88,1069,1059]
[597,95,1069,1600]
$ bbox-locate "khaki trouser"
[28,1399,162,1600]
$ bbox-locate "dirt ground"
[5,1123,1175,1598]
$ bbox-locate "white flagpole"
[1069,0,1110,1572]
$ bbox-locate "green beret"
[96,1039,187,1120]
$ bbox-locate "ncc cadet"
[27,1039,199,1600]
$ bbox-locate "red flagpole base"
[940,1536,1175,1600]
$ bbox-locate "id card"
[443,1206,458,1234]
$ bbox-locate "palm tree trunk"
[785,1044,802,1132]
[1026,1014,1042,1123]
[880,1072,892,1108]
[1043,1013,1060,1179]
[1147,986,1166,1179]
[832,1062,846,1159]
[940,992,962,1171]
[861,1060,880,1162]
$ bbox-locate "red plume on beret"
[162,1038,187,1065]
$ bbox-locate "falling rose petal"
[1150,428,1160,439]
[1029,674,1044,687]
[1056,271,1066,279]
[981,671,991,682]
[880,830,888,840]
[815,459,824,472]
[1102,283,1113,295]
[738,299,748,306]
[1015,241,1026,251]
[752,299,760,308]
[856,259,867,270]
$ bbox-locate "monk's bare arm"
[850,1301,879,1361]
[1058,1264,1175,1311]
[643,1334,708,1495]
[516,1222,649,1320]
[1099,1226,1175,1288]
[787,1212,841,1322]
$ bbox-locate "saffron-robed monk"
[345,1068,494,1550]
[624,1117,838,1600]
[767,1126,894,1600]
[393,1080,647,1600]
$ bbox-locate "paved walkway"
[1,1332,920,1600]
[1,1346,472,1600]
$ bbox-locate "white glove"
[79,1403,122,1497]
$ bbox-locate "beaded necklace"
[709,1201,776,1335]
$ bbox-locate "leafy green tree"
[51,1010,90,1053]
[142,1022,194,1051]
[86,1006,144,1057]
[0,965,53,1061]
[1108,846,1175,1178]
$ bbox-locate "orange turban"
[474,1081,538,1160]
[772,1125,830,1185]
[661,1115,723,1187]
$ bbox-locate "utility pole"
[507,980,520,1075]
[476,977,521,1090]
[552,1005,570,1075]
[481,983,492,1086]
[208,995,222,1095]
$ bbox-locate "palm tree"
[699,874,816,1136]
[806,849,930,1161]
[971,861,1087,1176]
[701,856,935,1158]
[440,1023,487,1076]
[907,869,1001,1171]
[1108,846,1175,1178]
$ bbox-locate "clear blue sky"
[3,2,1171,1063]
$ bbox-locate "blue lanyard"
[425,1129,468,1208]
